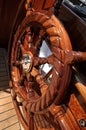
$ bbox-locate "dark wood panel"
[0,0,21,48]
[0,72,8,77]
[0,0,56,48]
[58,4,86,51]
[58,4,86,76]
[0,76,8,81]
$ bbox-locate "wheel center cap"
[22,53,32,72]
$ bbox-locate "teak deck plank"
[0,115,19,129]
[0,48,23,130]
[0,91,10,99]
[0,102,14,113]
[3,122,20,130]
[0,109,16,121]
[0,96,12,106]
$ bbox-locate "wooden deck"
[0,48,24,130]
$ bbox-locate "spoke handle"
[31,67,48,92]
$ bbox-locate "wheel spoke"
[48,55,63,77]
[43,68,53,81]
[31,67,48,94]
[26,73,42,97]
[20,44,27,55]
[33,57,47,66]
[23,27,33,49]
[35,53,63,77]
[29,113,34,130]
[18,73,25,86]
[23,34,29,49]
[33,54,54,66]
[24,73,35,98]
[33,54,62,77]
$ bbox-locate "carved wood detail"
[9,0,86,129]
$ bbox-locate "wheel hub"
[21,53,32,72]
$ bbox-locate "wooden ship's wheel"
[9,0,86,129]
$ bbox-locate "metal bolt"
[78,118,86,127]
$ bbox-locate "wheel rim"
[10,11,72,129]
